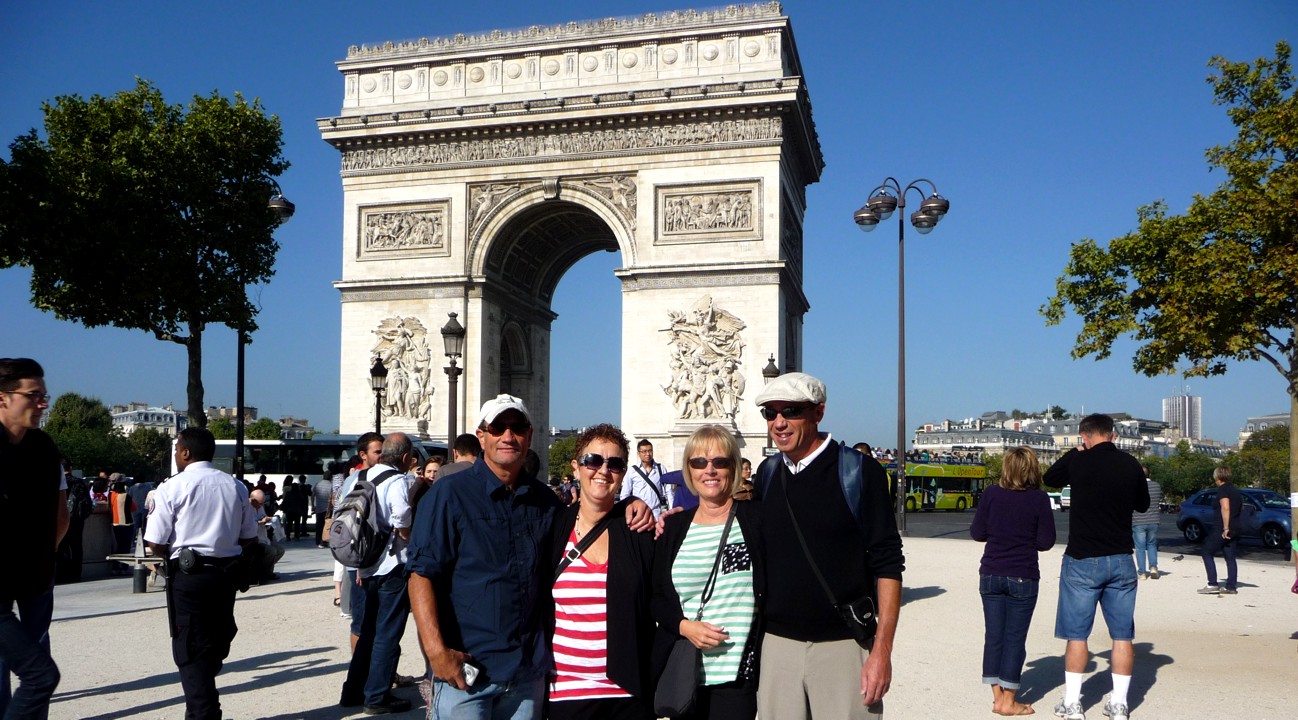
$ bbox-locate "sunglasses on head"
[577,453,628,473]
[759,404,813,421]
[483,419,531,436]
[687,456,734,470]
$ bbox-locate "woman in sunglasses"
[546,423,657,720]
[650,424,763,720]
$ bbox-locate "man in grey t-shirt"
[1131,467,1163,579]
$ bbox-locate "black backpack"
[329,468,401,569]
[66,477,94,521]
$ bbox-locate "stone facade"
[321,2,822,465]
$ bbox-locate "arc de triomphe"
[320,2,822,463]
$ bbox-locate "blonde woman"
[651,425,763,719]
[970,446,1056,716]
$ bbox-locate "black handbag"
[781,475,877,645]
[653,507,736,717]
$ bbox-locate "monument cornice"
[615,260,783,291]
[339,3,787,66]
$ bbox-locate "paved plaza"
[47,535,1297,719]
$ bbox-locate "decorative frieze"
[656,180,760,244]
[340,117,782,172]
[358,202,450,260]
[661,296,748,420]
[571,176,637,226]
[371,316,435,422]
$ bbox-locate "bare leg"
[994,687,1035,715]
[1064,640,1089,673]
[1110,640,1133,676]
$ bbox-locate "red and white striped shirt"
[549,530,630,703]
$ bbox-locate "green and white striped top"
[671,520,756,686]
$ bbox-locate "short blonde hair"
[681,425,743,497]
[1000,447,1042,491]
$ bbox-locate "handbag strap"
[779,473,842,609]
[693,505,737,621]
[555,509,619,576]
[631,464,669,509]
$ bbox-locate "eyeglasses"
[688,456,734,470]
[3,390,51,404]
[577,453,628,473]
[759,404,812,421]
[483,419,531,436]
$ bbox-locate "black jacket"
[650,501,765,683]
[546,500,657,700]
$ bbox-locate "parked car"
[1046,490,1062,511]
[1060,485,1071,512]
[1176,488,1292,549]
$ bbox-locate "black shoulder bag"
[780,474,878,646]
[555,510,618,576]
[654,507,736,718]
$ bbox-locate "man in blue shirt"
[407,395,652,719]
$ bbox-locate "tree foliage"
[0,78,289,428]
[246,417,283,440]
[208,417,237,440]
[1142,440,1220,502]
[1222,423,1290,494]
[127,426,173,478]
[548,436,579,482]
[1042,42,1298,503]
[43,392,160,479]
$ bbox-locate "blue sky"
[1,1,1291,448]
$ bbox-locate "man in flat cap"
[752,372,904,719]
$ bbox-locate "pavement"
[46,535,1298,719]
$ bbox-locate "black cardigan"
[649,501,765,683]
[546,500,657,700]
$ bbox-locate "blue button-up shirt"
[407,458,563,684]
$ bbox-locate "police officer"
[145,427,257,720]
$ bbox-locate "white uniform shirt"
[145,461,257,559]
[619,461,672,519]
[345,464,413,579]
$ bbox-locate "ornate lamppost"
[369,357,388,433]
[441,312,466,443]
[234,183,295,480]
[761,354,780,455]
[853,178,950,537]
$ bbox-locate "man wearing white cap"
[406,395,654,719]
[752,372,904,719]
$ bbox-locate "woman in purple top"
[970,446,1056,716]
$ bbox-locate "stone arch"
[498,320,530,395]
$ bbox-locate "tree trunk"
[186,319,206,429]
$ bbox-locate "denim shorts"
[1054,553,1136,641]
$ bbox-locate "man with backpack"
[59,460,93,583]
[338,432,415,715]
[752,372,904,719]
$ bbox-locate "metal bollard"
[133,563,149,593]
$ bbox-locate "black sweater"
[1044,443,1149,559]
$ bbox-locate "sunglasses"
[687,456,734,470]
[759,404,813,421]
[483,419,531,436]
[3,390,51,403]
[577,453,628,473]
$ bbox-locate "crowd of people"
[7,352,1291,720]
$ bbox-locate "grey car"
[1176,487,1292,549]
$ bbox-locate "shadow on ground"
[901,585,946,605]
[1018,641,1172,713]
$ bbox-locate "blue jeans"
[979,575,1039,689]
[1054,553,1137,642]
[431,677,544,720]
[343,568,411,707]
[1201,526,1237,591]
[0,589,59,720]
[1132,524,1159,574]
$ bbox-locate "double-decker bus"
[171,434,448,484]
[883,459,986,512]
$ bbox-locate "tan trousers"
[757,633,884,719]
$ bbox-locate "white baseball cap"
[753,372,827,406]
[476,394,531,428]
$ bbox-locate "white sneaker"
[1055,700,1085,719]
[1102,700,1129,720]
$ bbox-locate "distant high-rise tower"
[1162,392,1202,440]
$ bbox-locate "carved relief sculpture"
[468,182,525,236]
[371,317,435,423]
[661,296,747,420]
[657,181,761,244]
[573,175,637,225]
[359,202,450,259]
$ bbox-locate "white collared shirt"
[144,461,257,559]
[350,463,413,579]
[781,432,834,474]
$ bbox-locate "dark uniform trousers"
[171,565,239,720]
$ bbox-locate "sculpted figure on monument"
[575,175,637,223]
[371,316,435,423]
[363,209,445,251]
[469,182,523,231]
[661,296,747,420]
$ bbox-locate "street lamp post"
[762,354,780,455]
[853,178,950,537]
[369,357,388,433]
[234,183,295,481]
[441,312,466,444]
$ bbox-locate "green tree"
[1145,440,1219,502]
[1048,405,1068,420]
[1222,424,1290,494]
[43,392,133,474]
[208,416,236,440]
[127,426,173,478]
[43,392,113,436]
[0,78,289,428]
[1042,43,1298,522]
[245,417,283,440]
[548,436,578,482]
[981,452,1003,490]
